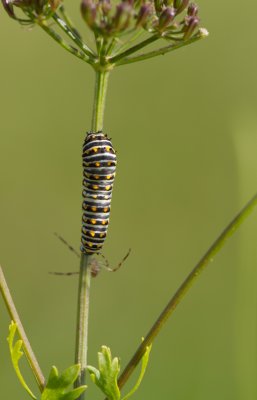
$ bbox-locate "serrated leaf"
[7,321,37,400]
[87,346,120,400]
[41,365,87,400]
[121,341,152,400]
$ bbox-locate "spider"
[50,233,131,278]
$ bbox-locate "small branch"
[106,38,118,56]
[112,28,146,56]
[59,5,83,40]
[52,13,96,60]
[111,192,257,393]
[115,33,206,66]
[91,70,110,132]
[0,266,45,392]
[38,21,89,63]
[74,253,91,394]
[109,34,159,65]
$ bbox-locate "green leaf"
[87,346,120,400]
[121,341,152,400]
[7,321,37,400]
[41,365,87,400]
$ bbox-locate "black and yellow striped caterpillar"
[81,131,117,254]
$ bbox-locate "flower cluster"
[1,0,61,23]
[81,0,201,39]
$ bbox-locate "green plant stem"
[59,5,83,40]
[52,13,95,60]
[113,28,146,56]
[114,192,257,392]
[91,70,110,132]
[75,69,110,397]
[0,266,45,392]
[115,33,205,66]
[109,34,159,65]
[74,254,91,392]
[38,21,89,63]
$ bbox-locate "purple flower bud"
[174,0,189,14]
[154,0,164,14]
[136,2,152,28]
[187,2,198,16]
[12,0,33,8]
[99,0,111,16]
[113,1,132,32]
[1,0,59,20]
[50,0,61,11]
[183,15,199,39]
[34,0,47,15]
[81,0,97,27]
[1,0,16,18]
[158,6,175,31]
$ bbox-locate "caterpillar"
[81,131,117,254]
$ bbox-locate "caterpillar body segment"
[81,131,117,254]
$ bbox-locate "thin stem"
[75,69,110,397]
[0,266,45,392]
[52,13,96,60]
[115,33,205,66]
[109,34,159,65]
[113,28,146,56]
[91,70,110,132]
[74,254,91,392]
[114,192,257,392]
[38,21,89,63]
[59,5,83,40]
[95,33,103,56]
[106,38,118,56]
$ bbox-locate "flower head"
[80,0,202,39]
[1,0,61,23]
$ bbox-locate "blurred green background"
[1,0,257,399]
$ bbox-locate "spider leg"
[111,248,131,272]
[54,232,80,258]
[97,252,110,270]
[50,233,80,276]
[97,249,131,273]
[49,271,79,276]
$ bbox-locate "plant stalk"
[0,266,45,391]
[91,70,110,132]
[116,33,206,66]
[52,13,95,60]
[38,21,89,63]
[74,254,91,391]
[113,192,257,393]
[109,34,159,65]
[75,69,110,396]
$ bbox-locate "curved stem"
[0,266,45,391]
[75,69,110,398]
[115,192,257,392]
[38,21,89,63]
